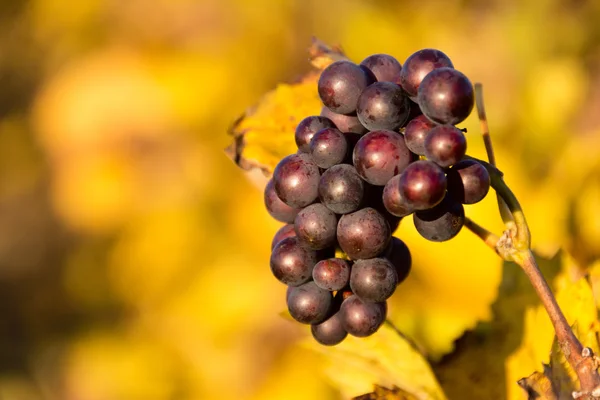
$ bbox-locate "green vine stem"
[463,85,600,398]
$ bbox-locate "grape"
[360,53,402,83]
[400,49,454,99]
[424,125,467,168]
[404,114,436,156]
[320,106,368,135]
[362,184,402,232]
[446,159,490,204]
[319,164,364,214]
[383,237,411,284]
[340,295,387,337]
[413,196,465,242]
[356,82,410,131]
[318,60,376,115]
[309,127,348,169]
[350,258,398,302]
[264,179,301,223]
[313,258,351,291]
[271,224,297,249]
[311,310,348,346]
[417,67,474,125]
[270,237,318,286]
[382,175,413,217]
[294,203,338,250]
[398,160,447,210]
[352,130,413,186]
[337,207,391,260]
[287,281,333,324]
[273,153,320,208]
[294,116,336,153]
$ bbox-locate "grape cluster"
[265,49,491,346]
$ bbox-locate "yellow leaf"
[306,323,447,400]
[353,385,419,400]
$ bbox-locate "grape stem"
[466,84,600,397]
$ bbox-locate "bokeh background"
[1,0,600,399]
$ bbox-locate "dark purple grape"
[356,82,411,131]
[320,106,368,135]
[400,49,454,100]
[398,160,447,210]
[273,153,320,208]
[287,281,333,324]
[360,54,402,83]
[294,203,337,250]
[318,61,376,115]
[264,179,301,223]
[404,114,436,156]
[313,258,351,291]
[383,237,411,285]
[295,116,336,153]
[417,67,474,125]
[446,159,490,204]
[413,196,465,242]
[424,125,467,168]
[382,175,413,217]
[337,207,391,260]
[309,127,348,169]
[319,164,364,214]
[340,295,387,337]
[350,258,398,302]
[271,224,297,249]
[311,310,347,346]
[352,130,413,186]
[270,237,317,286]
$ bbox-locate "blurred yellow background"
[1,0,600,399]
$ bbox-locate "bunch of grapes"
[265,49,491,346]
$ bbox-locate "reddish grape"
[264,179,301,223]
[360,53,402,83]
[350,258,398,302]
[413,196,465,242]
[273,153,320,208]
[382,175,413,217]
[446,159,490,204]
[424,125,467,168]
[404,114,436,156]
[270,237,317,286]
[294,203,338,250]
[352,130,413,186]
[311,310,347,346]
[318,61,376,115]
[417,67,474,125]
[312,258,351,291]
[341,295,387,337]
[400,49,454,99]
[337,207,391,260]
[318,164,364,214]
[309,127,348,169]
[398,160,447,210]
[287,281,333,324]
[271,224,297,250]
[356,82,410,131]
[295,116,336,153]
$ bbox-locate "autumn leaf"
[305,322,447,400]
[353,385,419,400]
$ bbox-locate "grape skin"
[398,160,447,210]
[417,67,474,125]
[318,60,376,115]
[424,125,467,168]
[319,164,364,214]
[413,196,465,242]
[446,159,491,204]
[313,258,351,291]
[382,175,413,217]
[350,258,398,302]
[320,106,368,135]
[287,281,333,324]
[400,49,454,100]
[311,310,347,346]
[264,179,301,223]
[360,53,402,83]
[271,224,297,250]
[404,114,436,156]
[309,127,348,169]
[356,82,410,131]
[295,116,336,153]
[294,203,338,250]
[352,130,413,186]
[337,207,391,260]
[270,237,318,286]
[273,153,320,208]
[340,295,387,337]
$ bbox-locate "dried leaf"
[353,385,419,400]
[306,322,447,400]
